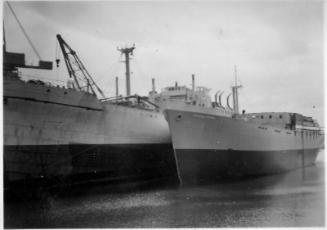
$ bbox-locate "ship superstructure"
[164,69,324,185]
[148,74,234,118]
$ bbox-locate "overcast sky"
[3,1,324,124]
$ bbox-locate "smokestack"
[192,74,195,92]
[152,78,156,92]
[115,76,119,97]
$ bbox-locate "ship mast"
[152,78,156,92]
[115,76,119,97]
[231,65,242,114]
[118,45,135,96]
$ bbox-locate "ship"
[164,69,324,185]
[3,5,179,189]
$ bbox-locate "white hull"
[4,76,177,186]
[165,108,324,184]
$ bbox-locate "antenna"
[118,45,135,96]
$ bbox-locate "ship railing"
[295,126,324,137]
[101,95,125,102]
[101,94,160,110]
[295,124,323,131]
[101,94,145,102]
[20,72,67,87]
[318,127,324,135]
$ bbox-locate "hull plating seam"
[4,95,104,111]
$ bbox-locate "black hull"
[4,143,178,189]
[175,148,320,185]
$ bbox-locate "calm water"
[4,152,325,228]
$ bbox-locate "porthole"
[176,114,182,121]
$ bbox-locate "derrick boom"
[56,34,105,98]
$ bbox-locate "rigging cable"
[6,1,42,60]
[55,39,60,80]
[55,40,60,67]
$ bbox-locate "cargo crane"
[56,34,105,99]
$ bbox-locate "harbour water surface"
[4,151,325,228]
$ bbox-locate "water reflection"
[4,152,325,228]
